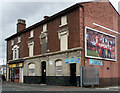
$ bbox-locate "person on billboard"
[96,34,100,57]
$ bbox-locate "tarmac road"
[1,81,119,93]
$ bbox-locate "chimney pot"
[18,19,26,24]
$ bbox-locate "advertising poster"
[85,27,116,61]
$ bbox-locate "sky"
[0,0,119,65]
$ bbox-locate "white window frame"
[29,30,34,38]
[17,36,21,43]
[11,39,14,46]
[28,41,34,57]
[43,24,47,32]
[60,34,68,51]
[59,15,67,27]
[12,45,19,60]
[58,29,69,51]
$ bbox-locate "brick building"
[5,1,120,87]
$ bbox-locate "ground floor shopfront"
[7,61,24,83]
[7,47,82,86]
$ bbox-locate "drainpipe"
[82,6,85,66]
[79,5,85,87]
[79,5,85,66]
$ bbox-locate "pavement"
[1,81,120,92]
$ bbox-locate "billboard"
[85,27,116,61]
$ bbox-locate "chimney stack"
[17,19,26,33]
[44,16,49,20]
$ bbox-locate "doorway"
[10,68,19,82]
[70,63,76,86]
[41,61,46,84]
[11,68,14,82]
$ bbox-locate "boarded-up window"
[41,38,47,54]
[60,34,68,51]
[28,63,35,76]
[56,60,62,76]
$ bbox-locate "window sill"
[13,58,19,60]
[29,37,33,39]
[41,30,47,33]
[59,23,67,28]
[17,41,21,44]
[11,44,14,47]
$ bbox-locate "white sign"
[49,61,53,65]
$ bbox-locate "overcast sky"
[0,0,119,65]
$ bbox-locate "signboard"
[65,57,80,64]
[9,64,13,68]
[85,27,116,61]
[49,61,53,65]
[19,63,23,67]
[9,63,23,68]
[89,59,102,65]
[12,64,16,67]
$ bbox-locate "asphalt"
[1,81,120,92]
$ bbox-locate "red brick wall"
[80,2,119,78]
[7,8,80,61]
[7,40,12,61]
[118,15,120,81]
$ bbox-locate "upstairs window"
[17,36,21,43]
[12,45,19,60]
[60,15,67,27]
[28,41,34,57]
[43,24,47,32]
[11,39,14,46]
[41,38,47,54]
[58,29,69,51]
[60,34,68,51]
[29,30,34,38]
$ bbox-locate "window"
[14,49,17,59]
[39,30,48,54]
[60,15,67,27]
[55,60,62,76]
[28,41,34,57]
[28,63,35,76]
[41,38,47,54]
[60,34,68,51]
[11,39,14,46]
[43,24,47,32]
[12,45,19,60]
[58,29,69,51]
[29,30,34,38]
[17,36,21,43]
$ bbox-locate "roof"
[5,1,119,41]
